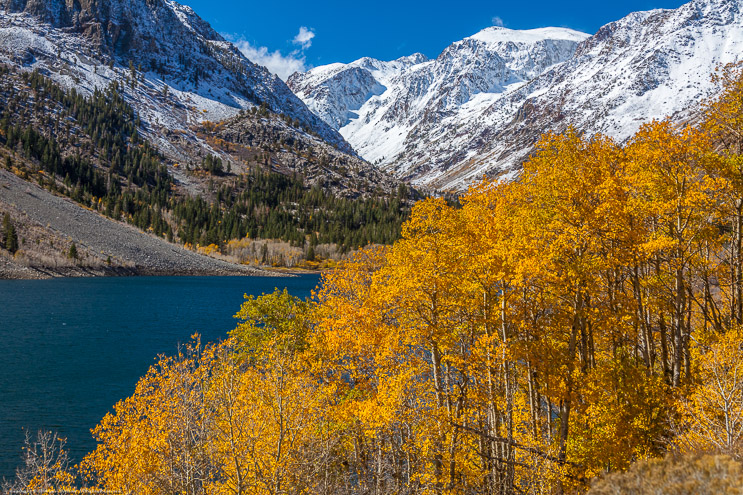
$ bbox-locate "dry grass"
[588,455,743,495]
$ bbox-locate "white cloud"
[233,40,307,81]
[228,26,316,81]
[293,26,315,50]
[491,16,505,27]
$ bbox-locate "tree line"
[0,65,410,259]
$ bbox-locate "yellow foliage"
[75,66,743,495]
[676,328,743,459]
[198,243,220,256]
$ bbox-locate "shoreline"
[0,169,303,280]
[0,262,298,280]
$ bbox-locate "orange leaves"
[312,246,392,380]
[626,121,720,228]
[518,130,630,280]
[84,339,215,495]
[84,333,333,495]
[569,355,670,476]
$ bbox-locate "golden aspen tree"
[313,246,431,494]
[229,289,332,495]
[203,344,256,495]
[676,328,743,459]
[458,181,521,494]
[626,121,722,386]
[514,132,623,484]
[379,197,479,492]
[83,339,216,495]
[702,62,743,326]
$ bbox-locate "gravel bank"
[0,169,277,279]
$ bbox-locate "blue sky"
[182,0,687,79]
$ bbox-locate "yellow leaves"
[84,333,333,495]
[626,121,719,221]
[569,355,670,476]
[639,233,678,256]
[84,338,213,495]
[6,431,77,495]
[197,243,220,256]
[77,65,743,495]
[676,328,743,459]
[513,130,634,288]
[312,246,392,376]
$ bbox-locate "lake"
[0,274,321,481]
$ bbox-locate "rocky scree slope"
[290,0,743,191]
[0,168,268,279]
[194,110,405,200]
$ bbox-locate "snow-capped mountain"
[288,27,588,188]
[0,0,352,158]
[288,53,429,131]
[290,0,743,190]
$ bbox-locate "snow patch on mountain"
[470,26,590,44]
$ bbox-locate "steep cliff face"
[291,0,743,191]
[0,0,221,59]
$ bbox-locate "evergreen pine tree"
[2,213,18,254]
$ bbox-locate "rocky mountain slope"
[0,61,413,276]
[194,110,405,199]
[0,0,413,277]
[288,27,588,189]
[0,0,358,165]
[290,0,743,190]
[0,169,269,279]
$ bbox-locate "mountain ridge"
[290,0,743,190]
[0,0,415,277]
[288,25,590,188]
[0,0,356,159]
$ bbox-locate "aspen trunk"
[559,289,583,466]
[501,296,515,492]
[672,267,685,387]
[736,202,742,323]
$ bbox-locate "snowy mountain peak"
[468,26,590,45]
[289,24,588,177]
[692,0,740,19]
[396,53,429,65]
[292,0,743,190]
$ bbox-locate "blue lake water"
[0,274,321,481]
